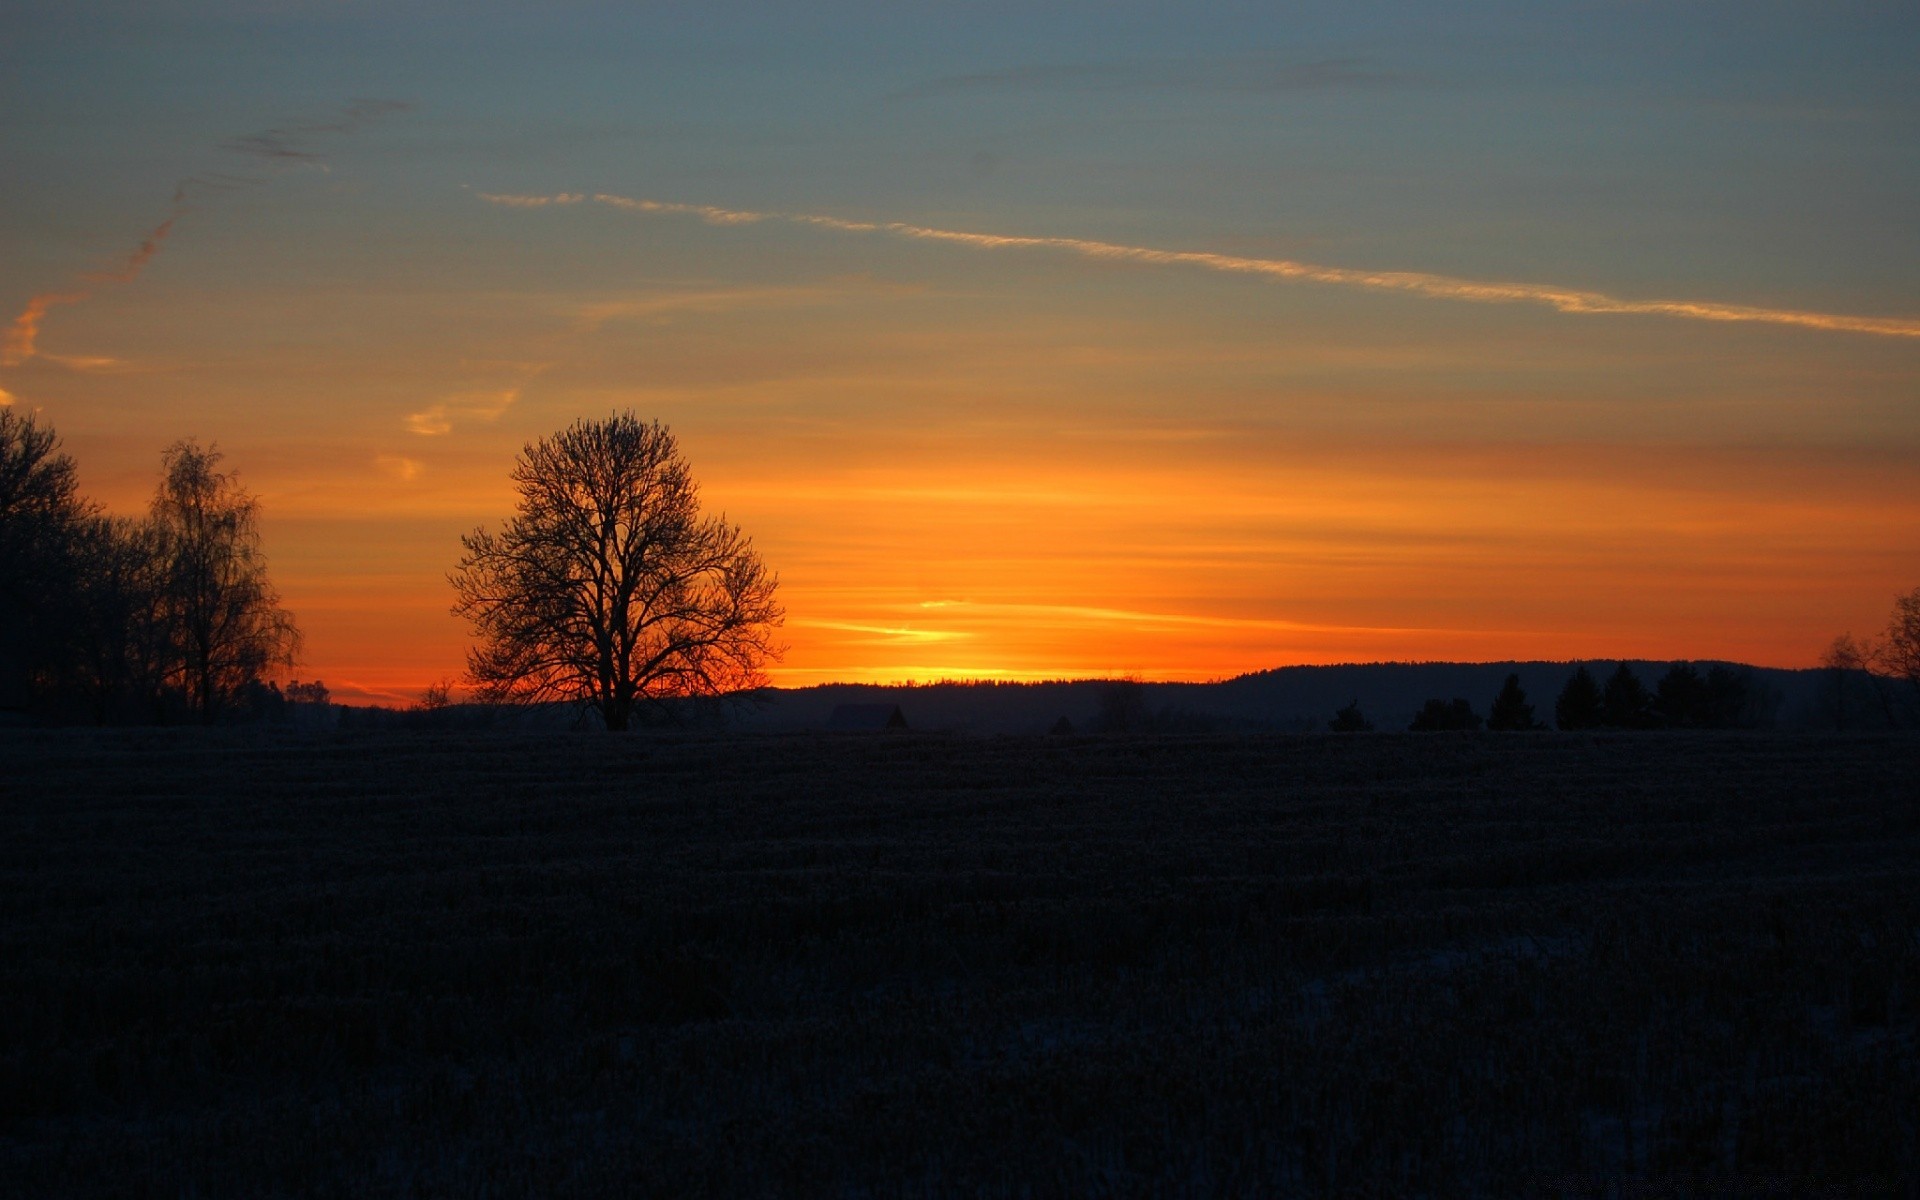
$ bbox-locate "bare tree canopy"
[150,441,301,721]
[450,413,783,730]
[1882,587,1920,695]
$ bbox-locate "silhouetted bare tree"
[1878,587,1920,706]
[150,441,301,721]
[450,414,783,730]
[67,515,172,721]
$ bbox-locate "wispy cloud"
[222,98,414,164]
[0,387,14,407]
[917,599,1437,636]
[480,191,1920,341]
[35,352,154,374]
[407,387,523,436]
[891,56,1412,102]
[373,454,424,481]
[1,99,411,368]
[793,619,970,644]
[1,293,86,367]
[475,191,584,208]
[572,283,903,333]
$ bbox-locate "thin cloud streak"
[481,191,1920,341]
[2,100,410,367]
[82,215,179,285]
[476,192,584,208]
[919,599,1443,636]
[222,98,414,164]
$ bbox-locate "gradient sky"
[4,1,1917,703]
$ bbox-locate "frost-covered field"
[3,729,1916,1196]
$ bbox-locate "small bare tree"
[1820,633,1872,730]
[450,414,783,730]
[1877,587,1920,703]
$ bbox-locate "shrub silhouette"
[1409,697,1482,731]
[1328,700,1373,732]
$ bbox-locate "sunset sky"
[4,2,1917,703]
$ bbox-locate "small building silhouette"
[1049,715,1076,735]
[826,703,909,732]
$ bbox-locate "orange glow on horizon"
[12,146,1916,707]
[220,439,1920,704]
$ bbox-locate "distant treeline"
[745,651,1919,735]
[1,412,297,724]
[1339,662,1775,734]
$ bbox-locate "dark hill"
[740,661,1836,734]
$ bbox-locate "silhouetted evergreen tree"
[1409,697,1482,731]
[1487,674,1542,730]
[1555,666,1604,730]
[1601,664,1654,729]
[1702,665,1753,729]
[1329,700,1373,732]
[1654,662,1708,728]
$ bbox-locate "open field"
[3,729,1917,1196]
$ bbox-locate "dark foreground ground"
[2,730,1917,1197]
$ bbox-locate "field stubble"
[1,729,1917,1196]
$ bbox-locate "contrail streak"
[3,217,180,366]
[3,100,410,369]
[83,215,179,284]
[479,190,1920,341]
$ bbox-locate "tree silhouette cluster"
[1553,662,1759,731]
[1344,665,1761,735]
[0,412,298,723]
[1403,674,1544,732]
[1822,588,1920,728]
[1409,697,1483,732]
